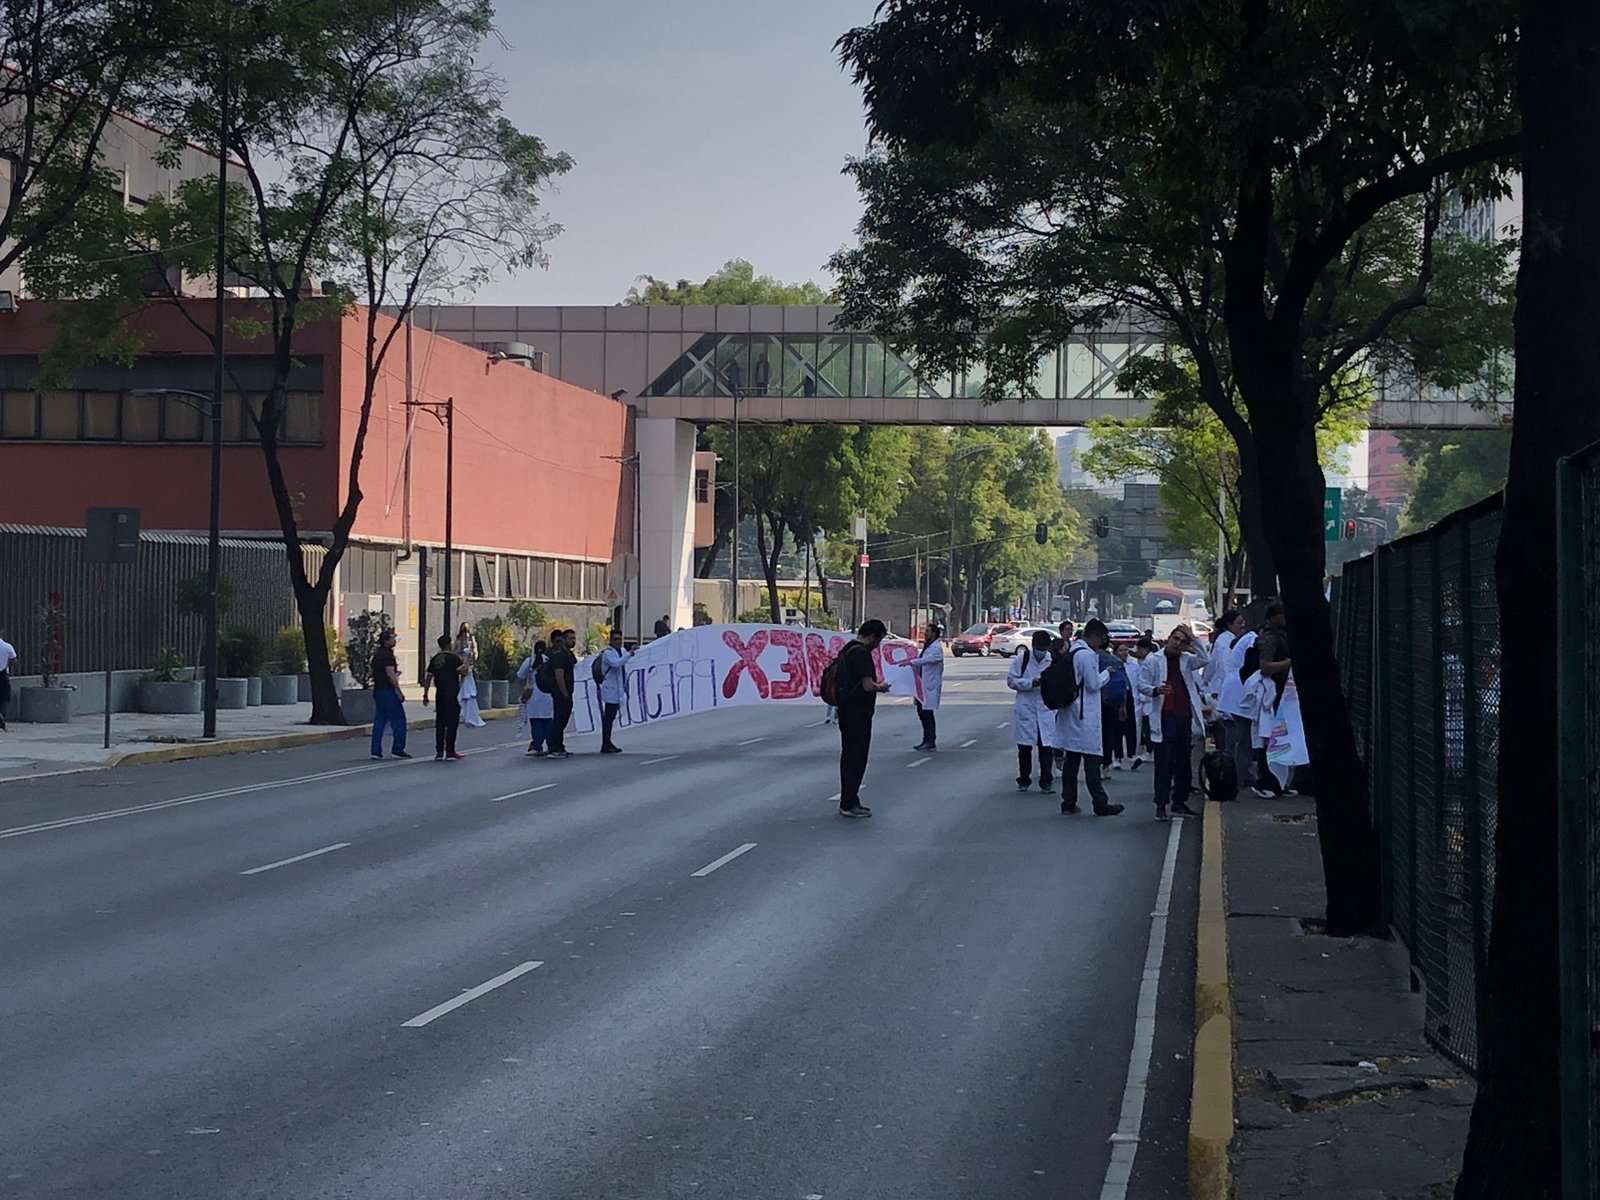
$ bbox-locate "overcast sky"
[475,0,879,306]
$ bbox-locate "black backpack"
[1200,750,1238,802]
[819,643,853,707]
[534,655,554,694]
[591,653,607,686]
[1039,645,1083,710]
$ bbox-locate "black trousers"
[549,693,573,752]
[915,701,936,747]
[1017,738,1054,786]
[1153,711,1194,809]
[1061,751,1111,811]
[434,697,461,756]
[0,670,9,724]
[601,702,620,748]
[838,708,874,808]
[1102,705,1137,764]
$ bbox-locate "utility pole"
[202,34,230,740]
[406,396,455,636]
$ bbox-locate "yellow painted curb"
[1189,799,1234,1200]
[106,706,524,769]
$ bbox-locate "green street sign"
[1323,487,1343,542]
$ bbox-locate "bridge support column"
[637,418,697,635]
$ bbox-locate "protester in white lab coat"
[909,622,946,751]
[598,628,632,754]
[1206,610,1246,702]
[1215,625,1258,798]
[1139,625,1210,821]
[1007,629,1057,791]
[1055,619,1124,817]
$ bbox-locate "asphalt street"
[0,655,1200,1200]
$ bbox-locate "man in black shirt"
[422,634,466,761]
[546,629,578,759]
[654,615,672,639]
[837,619,891,818]
[368,628,410,759]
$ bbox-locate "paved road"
[0,656,1199,1200]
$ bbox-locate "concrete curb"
[97,707,525,769]
[1188,799,1234,1200]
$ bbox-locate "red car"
[951,623,1014,657]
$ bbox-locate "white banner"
[561,624,924,737]
[1264,674,1310,786]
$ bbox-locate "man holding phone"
[1140,624,1209,821]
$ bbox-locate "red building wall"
[0,302,628,565]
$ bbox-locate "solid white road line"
[960,739,978,748]
[1099,817,1184,1200]
[402,961,544,1028]
[736,737,766,747]
[239,842,351,876]
[489,783,557,803]
[906,758,930,769]
[691,842,757,878]
[641,755,680,766]
[0,760,418,842]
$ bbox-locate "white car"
[990,625,1053,656]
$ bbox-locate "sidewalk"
[1225,797,1475,1199]
[0,701,518,783]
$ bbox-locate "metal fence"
[1556,442,1600,1200]
[0,525,323,676]
[1336,493,1503,1074]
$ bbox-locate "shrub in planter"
[20,592,74,722]
[472,615,516,682]
[274,626,308,676]
[139,647,202,714]
[221,628,268,679]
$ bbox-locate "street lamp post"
[131,387,223,737]
[406,396,455,638]
[730,383,744,620]
[605,453,644,647]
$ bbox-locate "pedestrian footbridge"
[427,304,1507,431]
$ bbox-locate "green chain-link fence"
[1335,494,1502,1074]
[1557,442,1600,1200]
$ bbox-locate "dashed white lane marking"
[1099,816,1184,1199]
[402,961,544,1028]
[489,783,557,803]
[239,842,351,875]
[736,737,766,747]
[960,739,978,748]
[0,760,419,842]
[995,722,1009,730]
[641,755,680,766]
[906,758,930,769]
[828,793,841,802]
[805,720,828,727]
[691,842,757,878]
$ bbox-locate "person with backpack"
[1047,618,1124,817]
[908,621,945,751]
[597,627,632,754]
[516,640,554,757]
[827,619,891,818]
[1139,624,1209,821]
[422,634,468,762]
[1008,628,1057,791]
[545,629,578,759]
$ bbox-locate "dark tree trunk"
[1235,440,1278,599]
[1235,347,1382,936]
[1456,1,1600,1192]
[296,586,344,725]
[754,511,786,624]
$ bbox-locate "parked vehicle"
[991,625,1052,656]
[1105,621,1142,646]
[951,623,1014,657]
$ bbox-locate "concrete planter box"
[334,669,352,692]
[216,678,249,709]
[261,675,298,705]
[488,679,509,709]
[246,676,264,706]
[341,688,375,725]
[297,673,312,701]
[138,680,202,715]
[19,686,73,724]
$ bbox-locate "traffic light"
[1093,514,1110,538]
[1035,521,1048,544]
[1344,519,1357,540]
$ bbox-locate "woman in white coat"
[1007,629,1057,791]
[909,622,946,751]
[516,640,555,755]
[1054,619,1124,816]
[454,623,486,728]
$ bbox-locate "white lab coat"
[1137,650,1209,743]
[908,640,945,710]
[1128,651,1155,723]
[1007,647,1058,747]
[1054,640,1110,756]
[1206,630,1238,700]
[599,646,631,706]
[516,655,553,721]
[1215,631,1257,719]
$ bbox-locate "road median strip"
[1188,798,1234,1200]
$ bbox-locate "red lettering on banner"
[767,628,807,700]
[721,629,772,699]
[877,640,924,701]
[805,633,849,697]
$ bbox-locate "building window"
[164,395,205,441]
[82,391,120,440]
[695,469,710,503]
[123,391,161,441]
[0,391,37,438]
[39,391,78,440]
